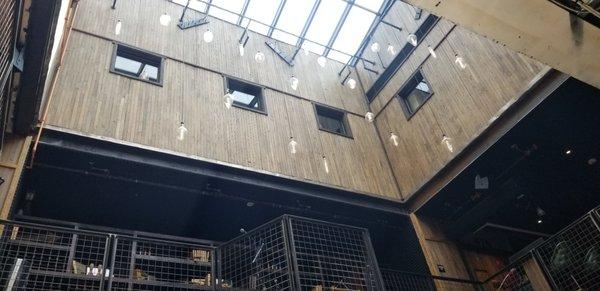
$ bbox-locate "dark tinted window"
[315,104,352,138]
[398,70,433,118]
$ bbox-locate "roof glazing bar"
[237,0,251,25]
[267,0,287,37]
[323,0,354,56]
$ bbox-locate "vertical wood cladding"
[47,28,400,199]
[356,4,546,200]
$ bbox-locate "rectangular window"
[226,77,266,114]
[110,44,163,85]
[314,104,352,138]
[397,70,433,118]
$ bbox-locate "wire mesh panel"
[218,218,292,290]
[480,262,533,291]
[110,235,215,290]
[380,269,435,290]
[287,216,384,291]
[535,214,600,290]
[0,220,109,290]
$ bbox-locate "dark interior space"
[419,77,600,256]
[15,135,429,275]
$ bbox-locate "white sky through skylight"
[173,0,385,63]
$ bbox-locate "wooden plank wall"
[410,214,476,290]
[355,5,547,200]
[45,0,401,200]
[0,135,32,220]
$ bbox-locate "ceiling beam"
[267,0,287,37]
[323,0,354,56]
[236,0,251,26]
[294,0,322,49]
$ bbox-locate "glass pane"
[114,56,142,75]
[318,114,345,134]
[245,0,281,34]
[354,0,384,12]
[272,30,298,46]
[327,50,351,64]
[304,0,346,47]
[188,0,208,12]
[209,0,245,24]
[275,0,316,36]
[140,65,158,81]
[232,91,259,109]
[416,80,431,93]
[331,6,375,55]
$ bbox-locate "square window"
[314,104,352,138]
[226,78,266,114]
[397,70,433,118]
[110,44,163,85]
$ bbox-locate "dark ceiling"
[17,130,427,273]
[419,78,600,254]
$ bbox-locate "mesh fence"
[110,236,215,290]
[0,221,109,290]
[218,218,293,290]
[535,213,600,290]
[288,216,383,291]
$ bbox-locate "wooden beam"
[405,0,600,89]
[0,135,32,220]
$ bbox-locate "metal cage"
[218,215,385,291]
[0,220,110,290]
[535,212,600,290]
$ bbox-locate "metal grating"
[218,218,292,290]
[535,214,600,290]
[380,270,435,290]
[0,221,109,290]
[288,216,383,290]
[110,236,215,290]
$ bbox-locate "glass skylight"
[173,0,386,63]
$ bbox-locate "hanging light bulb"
[346,78,356,90]
[115,20,122,35]
[317,56,327,68]
[441,134,454,153]
[370,42,380,53]
[238,43,245,56]
[254,51,265,63]
[203,29,214,43]
[407,33,418,46]
[223,91,234,109]
[177,122,188,141]
[389,132,399,147]
[288,137,298,154]
[455,54,467,69]
[159,13,171,26]
[427,45,437,58]
[387,43,396,55]
[365,112,374,123]
[322,155,330,173]
[290,75,299,91]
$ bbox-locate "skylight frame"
[171,0,388,64]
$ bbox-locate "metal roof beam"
[267,0,287,37]
[323,0,354,56]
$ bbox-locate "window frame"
[396,69,434,120]
[224,76,268,115]
[313,103,353,139]
[109,42,164,86]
